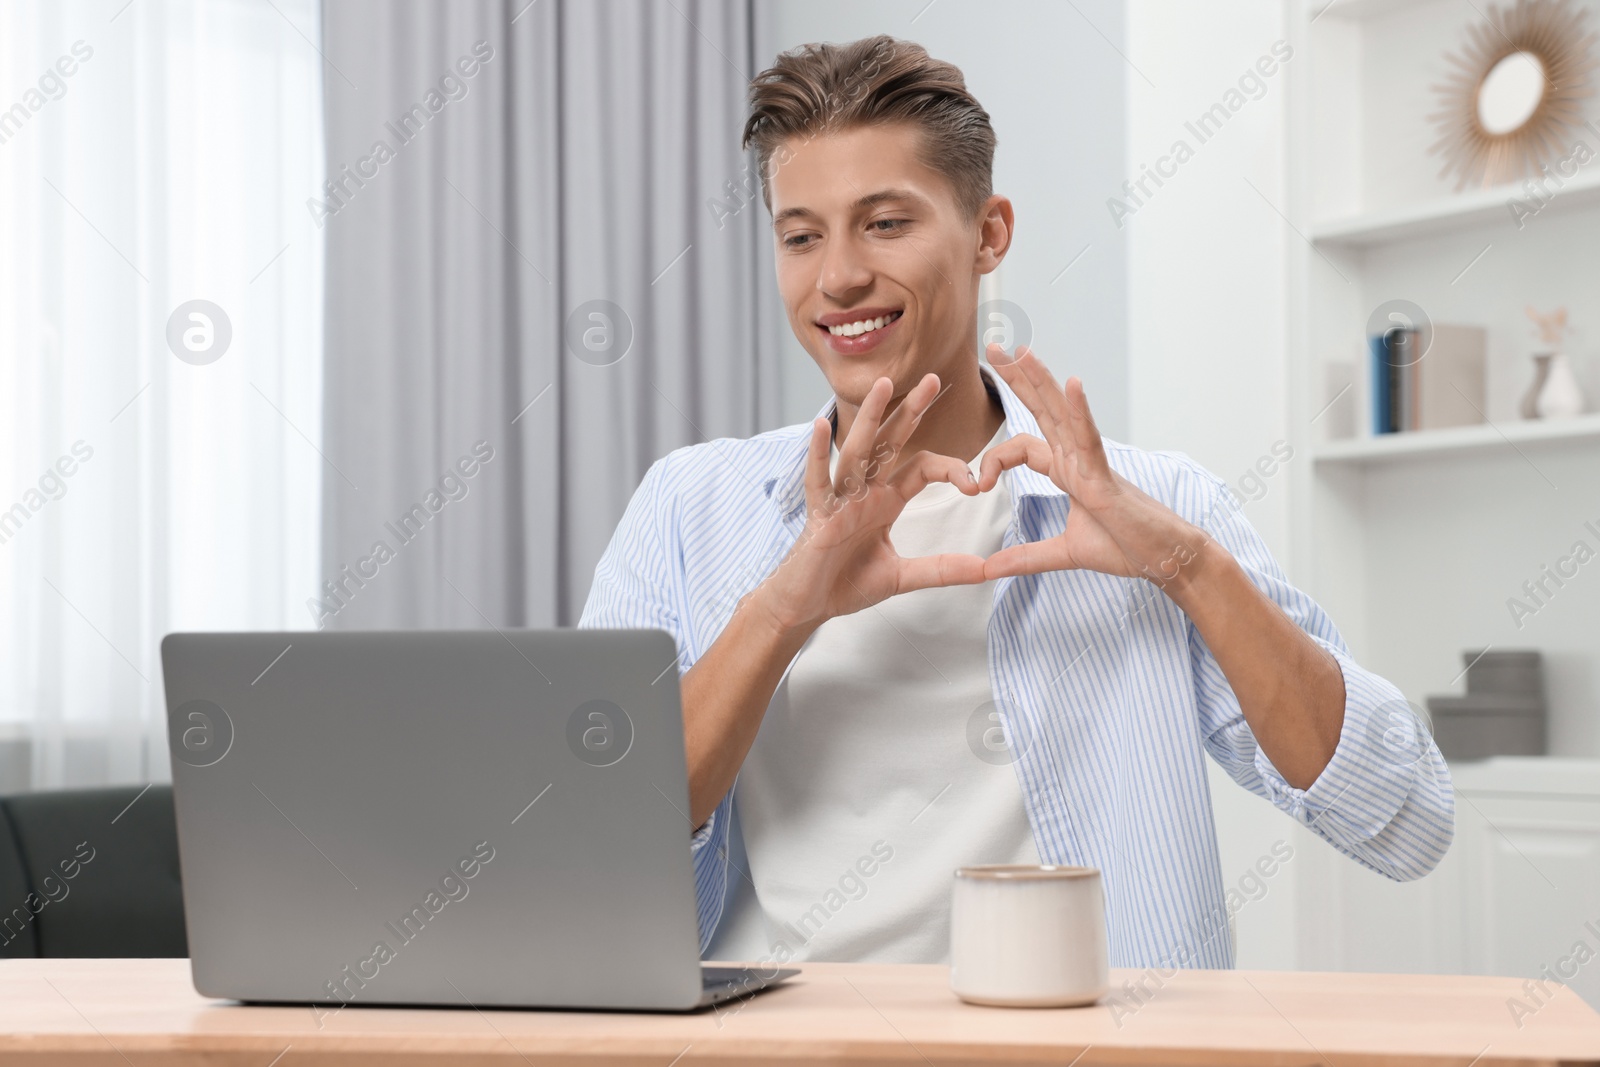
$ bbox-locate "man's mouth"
[822,309,904,338]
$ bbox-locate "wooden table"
[3,958,1598,1066]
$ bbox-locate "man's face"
[768,122,987,409]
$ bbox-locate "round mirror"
[1477,51,1546,135]
[1431,2,1594,190]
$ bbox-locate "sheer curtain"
[0,0,324,791]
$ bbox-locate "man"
[580,35,1452,970]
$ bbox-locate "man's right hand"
[681,371,988,829]
[749,371,989,636]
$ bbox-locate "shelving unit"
[1287,0,1600,673]
[1284,0,1600,979]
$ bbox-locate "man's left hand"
[978,343,1214,591]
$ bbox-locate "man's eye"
[870,218,908,233]
[783,233,814,249]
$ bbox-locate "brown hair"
[741,35,996,220]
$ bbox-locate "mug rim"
[954,863,1099,880]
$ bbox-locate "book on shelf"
[1368,324,1486,434]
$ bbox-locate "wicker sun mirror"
[1428,0,1599,191]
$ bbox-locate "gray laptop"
[160,628,796,1013]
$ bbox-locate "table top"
[3,957,1598,1066]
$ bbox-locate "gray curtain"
[319,0,777,629]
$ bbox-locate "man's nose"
[816,234,872,298]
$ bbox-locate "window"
[0,0,325,790]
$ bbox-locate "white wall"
[1125,0,1306,970]
[1124,0,1295,561]
[754,0,1130,441]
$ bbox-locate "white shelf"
[1311,170,1600,247]
[1307,0,1445,21]
[1313,411,1600,463]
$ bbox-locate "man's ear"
[974,194,1014,275]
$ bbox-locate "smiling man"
[580,36,1454,970]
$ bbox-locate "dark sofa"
[0,784,186,958]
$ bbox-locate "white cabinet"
[1293,758,1600,1009]
[1454,760,1600,1010]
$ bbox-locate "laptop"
[160,628,796,1012]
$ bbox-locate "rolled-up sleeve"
[576,453,734,952]
[1184,467,1455,882]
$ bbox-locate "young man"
[580,36,1453,970]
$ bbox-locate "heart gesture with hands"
[977,344,1214,591]
[758,371,992,633]
[755,349,1219,639]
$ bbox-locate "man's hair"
[741,35,996,220]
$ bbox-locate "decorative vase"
[1520,353,1552,418]
[1535,351,1585,418]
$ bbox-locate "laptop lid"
[161,628,709,1012]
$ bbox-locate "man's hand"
[752,372,989,634]
[976,344,1212,591]
[682,370,990,827]
[978,343,1347,788]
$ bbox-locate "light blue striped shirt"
[579,365,1454,969]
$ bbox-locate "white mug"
[949,864,1109,1007]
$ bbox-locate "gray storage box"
[1425,693,1546,761]
[1464,648,1544,699]
[1424,649,1546,762]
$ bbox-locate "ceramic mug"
[949,864,1109,1007]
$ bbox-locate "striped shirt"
[579,365,1455,969]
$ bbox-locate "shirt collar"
[769,362,1066,520]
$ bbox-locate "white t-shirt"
[727,419,1040,964]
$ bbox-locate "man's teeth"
[828,312,901,337]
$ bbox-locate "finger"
[983,540,1074,581]
[1013,346,1077,454]
[984,340,1026,379]
[835,377,892,492]
[896,552,989,593]
[985,342,1046,427]
[976,433,1052,492]
[1062,375,1111,468]
[803,417,834,504]
[990,343,1068,455]
[886,449,980,503]
[871,372,942,473]
[985,347,1024,375]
